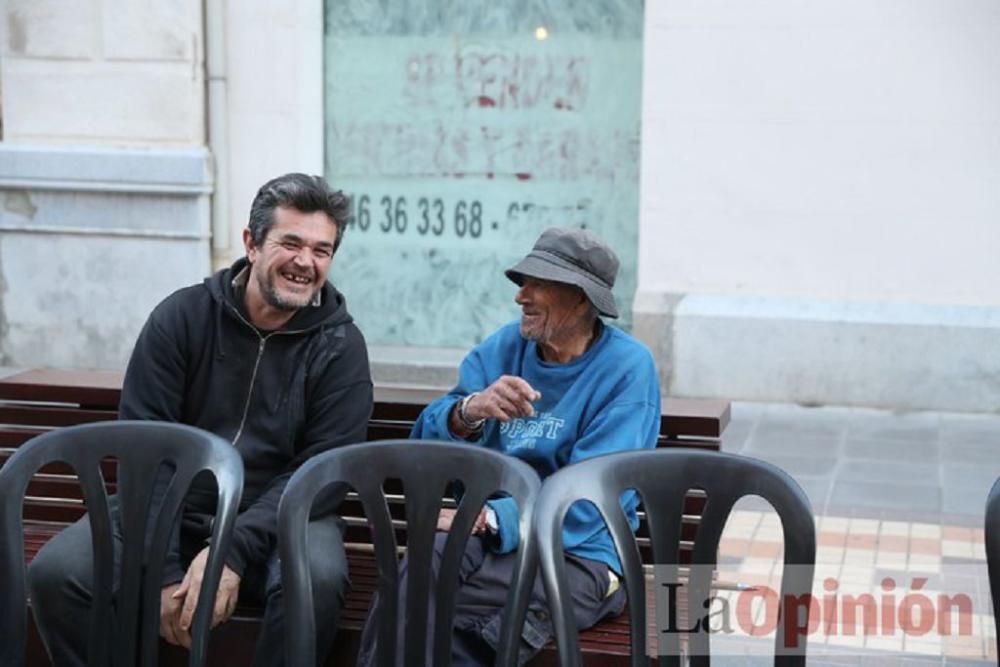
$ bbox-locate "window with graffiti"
[324,1,643,346]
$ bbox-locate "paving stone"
[823,505,886,521]
[942,464,1000,489]
[939,414,1000,444]
[755,418,845,440]
[810,658,863,666]
[730,495,777,512]
[745,432,842,457]
[847,413,941,443]
[941,465,1000,517]
[729,401,769,421]
[938,440,1000,466]
[838,460,941,485]
[844,437,941,462]
[829,480,942,513]
[942,485,994,518]
[872,508,943,523]
[857,654,905,666]
[720,417,755,453]
[748,453,839,477]
[938,513,984,529]
[791,475,832,512]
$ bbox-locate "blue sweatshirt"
[411,320,661,574]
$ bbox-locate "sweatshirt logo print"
[499,412,565,451]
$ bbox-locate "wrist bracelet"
[458,392,486,432]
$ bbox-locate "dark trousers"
[357,533,626,667]
[26,503,349,667]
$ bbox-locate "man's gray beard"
[519,319,546,344]
[259,274,315,311]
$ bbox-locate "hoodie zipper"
[227,304,311,447]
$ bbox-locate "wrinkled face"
[514,277,590,345]
[245,206,338,312]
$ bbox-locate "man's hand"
[436,507,489,534]
[160,582,188,647]
[465,375,541,423]
[166,546,241,648]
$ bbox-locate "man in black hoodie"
[28,173,374,666]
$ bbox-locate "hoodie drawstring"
[214,300,226,360]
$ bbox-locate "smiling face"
[243,205,338,327]
[514,277,592,349]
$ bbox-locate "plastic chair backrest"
[985,477,1000,660]
[0,420,243,667]
[533,449,816,667]
[278,439,540,667]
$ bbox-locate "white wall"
[640,0,1000,307]
[224,0,324,260]
[3,0,205,145]
[0,0,323,370]
[636,0,1000,411]
[0,1,212,369]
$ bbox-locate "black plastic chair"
[278,439,541,667]
[986,476,1000,659]
[0,420,243,667]
[533,449,816,667]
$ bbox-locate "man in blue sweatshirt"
[359,227,661,666]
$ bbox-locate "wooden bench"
[0,368,729,666]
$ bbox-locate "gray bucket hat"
[505,227,620,318]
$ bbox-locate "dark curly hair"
[247,173,349,253]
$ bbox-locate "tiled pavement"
[706,402,1000,664]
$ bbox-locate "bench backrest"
[0,369,729,565]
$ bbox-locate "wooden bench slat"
[659,398,731,439]
[2,448,120,479]
[0,404,118,427]
[25,476,115,497]
[0,372,731,440]
[0,369,123,409]
[0,428,46,447]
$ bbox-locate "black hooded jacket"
[119,257,373,581]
